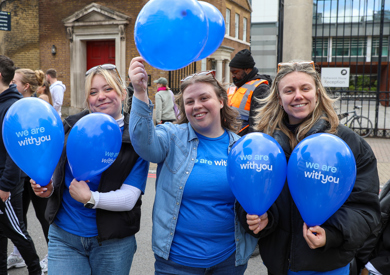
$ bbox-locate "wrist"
[46,182,55,198]
[84,192,95,209]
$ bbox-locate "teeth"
[294,104,306,107]
[195,113,205,117]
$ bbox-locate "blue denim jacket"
[129,97,257,266]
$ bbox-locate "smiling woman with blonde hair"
[31,64,148,275]
[238,61,381,275]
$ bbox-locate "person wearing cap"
[154,77,177,124]
[228,49,272,135]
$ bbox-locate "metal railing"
[330,90,390,137]
[312,0,390,137]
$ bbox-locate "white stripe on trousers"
[4,194,27,239]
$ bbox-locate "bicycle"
[338,105,373,138]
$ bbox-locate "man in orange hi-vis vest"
[228,49,272,136]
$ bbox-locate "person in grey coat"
[154,77,177,124]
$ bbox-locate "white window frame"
[243,18,247,41]
[235,13,239,39]
[226,9,230,36]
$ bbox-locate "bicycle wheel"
[349,116,373,138]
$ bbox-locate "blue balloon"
[227,133,287,216]
[195,1,225,61]
[287,133,356,227]
[134,0,208,70]
[66,113,122,181]
[2,98,64,187]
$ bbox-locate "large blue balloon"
[287,133,356,227]
[195,2,225,61]
[227,133,287,215]
[134,0,208,70]
[2,98,64,187]
[66,113,122,181]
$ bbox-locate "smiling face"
[278,71,318,125]
[88,74,125,120]
[183,82,224,138]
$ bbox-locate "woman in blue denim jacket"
[129,57,258,275]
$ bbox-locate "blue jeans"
[48,223,137,275]
[154,252,247,275]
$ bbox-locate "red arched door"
[86,40,115,70]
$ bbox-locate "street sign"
[0,11,11,31]
[321,67,350,88]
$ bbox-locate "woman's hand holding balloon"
[69,179,92,204]
[247,212,269,234]
[303,223,326,249]
[129,57,149,104]
[30,179,53,198]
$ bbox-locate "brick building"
[0,0,251,116]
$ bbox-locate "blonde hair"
[15,69,45,94]
[177,74,241,133]
[254,61,339,149]
[84,68,128,113]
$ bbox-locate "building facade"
[0,0,251,115]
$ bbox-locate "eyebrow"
[91,84,112,89]
[184,92,210,99]
[281,83,313,90]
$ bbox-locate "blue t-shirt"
[169,131,236,268]
[288,264,350,275]
[55,126,149,237]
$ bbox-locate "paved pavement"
[364,138,390,188]
[7,137,389,275]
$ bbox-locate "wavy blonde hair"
[176,74,241,133]
[84,68,128,113]
[15,68,45,94]
[254,61,339,149]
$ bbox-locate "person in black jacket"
[227,49,272,135]
[0,55,42,275]
[8,68,50,272]
[237,61,381,275]
[31,64,149,275]
[352,179,390,275]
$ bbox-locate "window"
[332,38,366,57]
[243,18,247,41]
[226,9,230,35]
[312,38,328,57]
[235,13,239,39]
[372,37,389,57]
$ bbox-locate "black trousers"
[22,177,49,243]
[0,186,41,275]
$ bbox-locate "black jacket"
[353,180,390,274]
[127,83,134,113]
[0,84,24,194]
[237,119,381,274]
[45,110,142,241]
[235,67,272,135]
